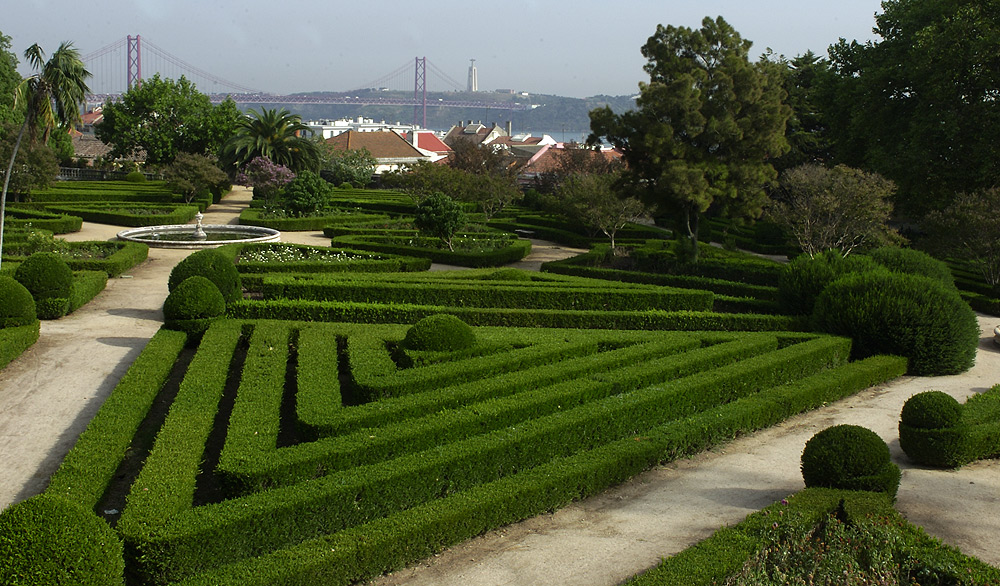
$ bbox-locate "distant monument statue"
[468,59,478,93]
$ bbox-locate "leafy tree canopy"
[96,75,242,166]
[923,187,1000,291]
[553,172,649,249]
[824,0,1000,215]
[767,164,898,258]
[0,122,58,199]
[221,107,320,174]
[0,31,21,127]
[414,192,467,251]
[320,145,375,187]
[589,16,790,260]
[164,152,229,204]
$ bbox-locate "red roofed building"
[325,130,436,174]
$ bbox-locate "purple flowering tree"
[235,156,295,203]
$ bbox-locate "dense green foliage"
[589,17,790,260]
[800,425,901,498]
[777,250,882,316]
[768,164,897,257]
[320,146,376,187]
[96,75,241,165]
[0,275,36,327]
[14,251,72,318]
[280,169,333,215]
[901,390,963,430]
[824,0,1000,214]
[923,187,1000,293]
[402,314,477,351]
[164,152,230,204]
[0,321,39,369]
[168,248,242,303]
[221,107,320,174]
[163,276,227,338]
[899,385,1000,468]
[868,245,955,287]
[0,494,124,585]
[812,271,979,375]
[413,192,467,251]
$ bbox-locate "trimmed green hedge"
[3,207,83,233]
[167,353,904,585]
[68,270,109,314]
[254,272,714,312]
[0,321,40,370]
[228,242,430,274]
[3,242,149,277]
[330,234,532,267]
[541,245,778,306]
[42,203,200,227]
[228,298,801,331]
[239,208,390,231]
[623,488,1000,586]
[899,385,1000,468]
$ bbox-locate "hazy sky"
[6,0,886,97]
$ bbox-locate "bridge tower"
[413,56,426,129]
[127,35,142,90]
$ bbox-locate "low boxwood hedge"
[239,208,390,231]
[228,298,801,331]
[165,353,904,585]
[228,242,430,274]
[899,385,1000,468]
[4,207,83,233]
[0,321,40,370]
[330,234,531,267]
[42,203,200,227]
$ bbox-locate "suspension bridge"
[81,35,531,127]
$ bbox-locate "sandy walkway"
[1,188,997,585]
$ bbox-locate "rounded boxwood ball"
[13,252,73,301]
[0,276,37,328]
[812,271,979,375]
[801,424,900,498]
[402,314,476,352]
[0,493,124,585]
[168,248,241,303]
[164,276,226,321]
[901,391,963,430]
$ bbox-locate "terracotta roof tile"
[325,130,426,159]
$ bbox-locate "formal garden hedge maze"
[44,317,906,585]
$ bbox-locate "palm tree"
[221,108,320,174]
[1,42,90,272]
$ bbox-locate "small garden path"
[1,188,997,586]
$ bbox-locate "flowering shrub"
[235,156,295,203]
[236,244,373,264]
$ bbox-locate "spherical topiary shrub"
[168,248,242,303]
[899,391,967,468]
[124,170,146,183]
[13,252,73,319]
[900,391,963,430]
[812,271,979,375]
[486,268,532,281]
[868,246,955,288]
[777,250,882,315]
[402,314,476,352]
[163,275,227,339]
[801,424,901,498]
[0,493,124,585]
[0,276,37,328]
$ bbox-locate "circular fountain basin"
[117,224,281,248]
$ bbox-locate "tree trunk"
[680,206,700,263]
[0,119,30,273]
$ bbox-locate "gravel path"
[1,188,996,585]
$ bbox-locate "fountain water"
[117,212,280,249]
